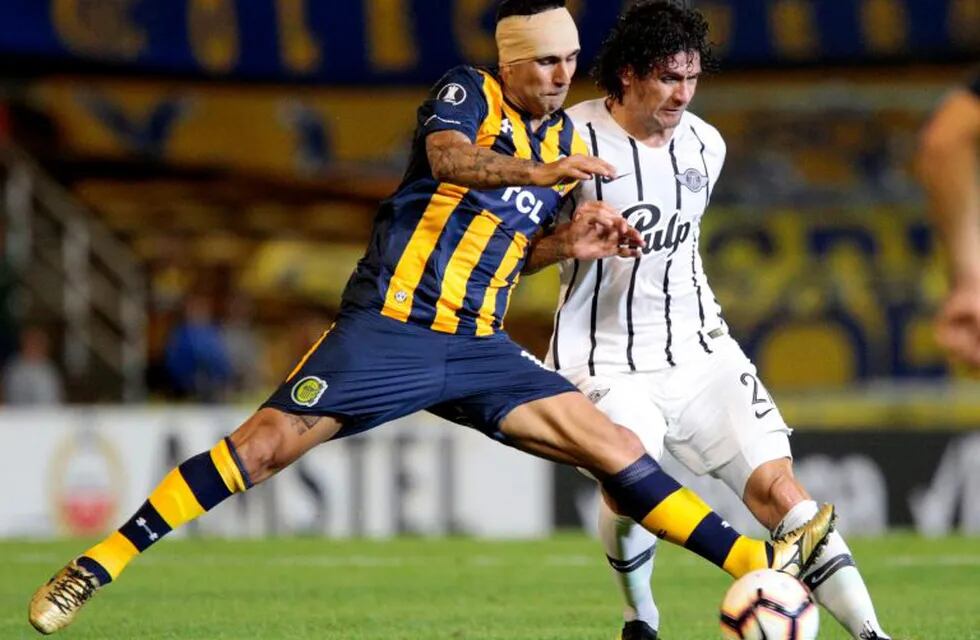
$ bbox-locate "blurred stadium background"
[0,0,978,602]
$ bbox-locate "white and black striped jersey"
[546,99,727,374]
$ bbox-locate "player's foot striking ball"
[768,503,835,577]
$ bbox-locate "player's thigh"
[562,367,667,462]
[251,309,446,482]
[268,308,448,426]
[430,334,644,473]
[665,338,792,496]
[499,391,645,474]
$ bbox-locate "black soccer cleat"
[621,619,658,640]
[859,624,892,640]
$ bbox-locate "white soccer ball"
[719,569,819,640]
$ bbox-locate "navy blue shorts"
[262,307,577,441]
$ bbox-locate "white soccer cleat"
[29,559,102,635]
[770,502,836,578]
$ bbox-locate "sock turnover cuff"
[212,437,252,492]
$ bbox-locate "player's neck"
[607,98,675,148]
[501,85,551,131]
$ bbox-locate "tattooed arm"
[523,200,642,274]
[426,130,616,189]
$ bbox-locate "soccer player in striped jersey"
[531,3,889,639]
[28,1,833,635]
[917,71,980,367]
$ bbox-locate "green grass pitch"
[3,534,978,639]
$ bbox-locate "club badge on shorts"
[291,376,328,407]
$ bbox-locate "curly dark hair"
[592,1,716,102]
[496,0,565,22]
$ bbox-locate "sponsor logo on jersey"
[500,117,513,135]
[291,375,328,407]
[437,83,467,106]
[675,168,708,192]
[502,186,546,224]
[622,203,691,255]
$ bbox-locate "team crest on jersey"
[291,376,328,407]
[437,83,467,106]
[675,168,708,193]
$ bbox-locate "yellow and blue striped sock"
[600,454,772,578]
[77,437,251,584]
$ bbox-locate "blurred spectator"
[221,295,265,396]
[916,73,980,367]
[164,294,231,402]
[1,325,64,405]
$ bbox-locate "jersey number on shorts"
[740,372,774,419]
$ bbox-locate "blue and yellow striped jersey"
[341,65,589,336]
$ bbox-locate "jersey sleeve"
[417,66,489,142]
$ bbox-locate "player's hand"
[531,154,616,187]
[562,200,644,260]
[935,278,980,367]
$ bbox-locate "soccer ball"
[719,569,819,640]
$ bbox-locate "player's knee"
[615,425,646,460]
[584,423,646,476]
[230,413,291,482]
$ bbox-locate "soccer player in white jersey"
[525,3,891,639]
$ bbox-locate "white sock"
[775,500,890,640]
[598,496,660,629]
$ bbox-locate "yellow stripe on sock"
[722,536,769,578]
[148,468,205,528]
[210,439,247,493]
[639,487,712,546]
[83,531,138,580]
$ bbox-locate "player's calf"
[28,408,339,635]
[28,436,253,634]
[599,453,834,579]
[503,394,834,578]
[742,458,809,531]
[738,460,890,639]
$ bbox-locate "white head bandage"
[495,7,580,65]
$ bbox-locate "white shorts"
[563,336,792,497]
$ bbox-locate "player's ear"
[619,66,634,89]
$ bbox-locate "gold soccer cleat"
[770,502,836,578]
[29,559,102,635]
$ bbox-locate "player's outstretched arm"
[916,89,980,366]
[426,130,615,189]
[523,200,642,274]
